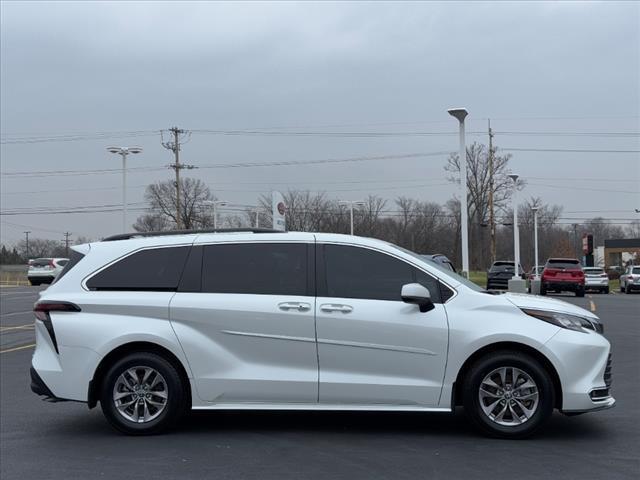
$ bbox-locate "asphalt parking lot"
[1,286,638,479]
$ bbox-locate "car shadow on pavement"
[46,407,612,441]
[173,408,611,440]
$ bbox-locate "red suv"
[541,258,585,297]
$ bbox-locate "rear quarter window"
[53,251,84,284]
[86,246,190,291]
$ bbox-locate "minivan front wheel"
[462,351,554,438]
[100,352,187,435]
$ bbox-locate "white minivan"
[31,230,614,437]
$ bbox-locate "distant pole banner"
[272,191,286,231]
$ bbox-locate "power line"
[502,148,640,153]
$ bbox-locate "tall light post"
[448,107,469,278]
[532,206,540,280]
[107,146,143,232]
[508,174,521,277]
[339,200,365,235]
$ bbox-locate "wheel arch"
[87,341,192,409]
[452,341,562,409]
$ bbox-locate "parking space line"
[0,343,35,354]
[590,300,597,312]
[0,323,34,332]
[0,310,34,318]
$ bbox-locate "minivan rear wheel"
[462,351,554,439]
[99,352,187,435]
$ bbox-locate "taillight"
[33,302,80,353]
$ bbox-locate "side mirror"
[401,283,435,313]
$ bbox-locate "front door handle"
[278,302,311,312]
[320,304,353,314]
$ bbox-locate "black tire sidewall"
[100,352,186,435]
[463,351,554,439]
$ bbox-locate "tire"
[99,352,188,435]
[603,287,609,294]
[575,287,585,298]
[540,284,547,296]
[462,351,554,439]
[29,279,40,286]
[620,283,624,293]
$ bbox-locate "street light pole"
[508,174,520,278]
[448,108,469,278]
[107,146,143,232]
[338,200,365,235]
[207,200,228,229]
[532,207,540,280]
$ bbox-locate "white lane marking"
[0,343,35,354]
[590,300,597,312]
[0,310,34,318]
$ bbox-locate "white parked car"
[619,265,640,294]
[583,267,610,294]
[27,257,69,285]
[30,230,614,438]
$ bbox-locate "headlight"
[522,308,603,334]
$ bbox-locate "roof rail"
[102,228,282,242]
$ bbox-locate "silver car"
[619,265,640,294]
[583,267,610,294]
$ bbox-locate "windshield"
[392,244,485,292]
[633,267,640,274]
[546,259,581,269]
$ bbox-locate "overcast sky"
[1,1,639,244]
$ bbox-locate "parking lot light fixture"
[106,146,143,232]
[205,200,229,229]
[339,200,366,235]
[508,174,520,278]
[448,107,469,278]
[532,206,540,280]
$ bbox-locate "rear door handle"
[278,302,311,312]
[320,304,353,313]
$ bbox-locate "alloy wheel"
[478,366,539,426]
[113,366,168,423]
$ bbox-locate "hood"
[502,292,598,320]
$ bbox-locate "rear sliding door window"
[86,246,190,291]
[202,243,308,296]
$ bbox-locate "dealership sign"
[272,191,286,231]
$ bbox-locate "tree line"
[2,143,638,269]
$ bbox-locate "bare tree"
[445,142,524,268]
[17,238,65,259]
[133,213,172,233]
[139,178,214,230]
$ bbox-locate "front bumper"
[624,282,640,291]
[542,328,615,413]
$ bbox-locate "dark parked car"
[486,261,525,290]
[421,254,456,272]
[541,258,585,297]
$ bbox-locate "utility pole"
[488,119,496,264]
[572,223,579,258]
[63,232,71,257]
[162,127,194,230]
[24,231,31,260]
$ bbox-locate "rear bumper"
[30,366,63,402]
[487,277,512,289]
[543,281,583,291]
